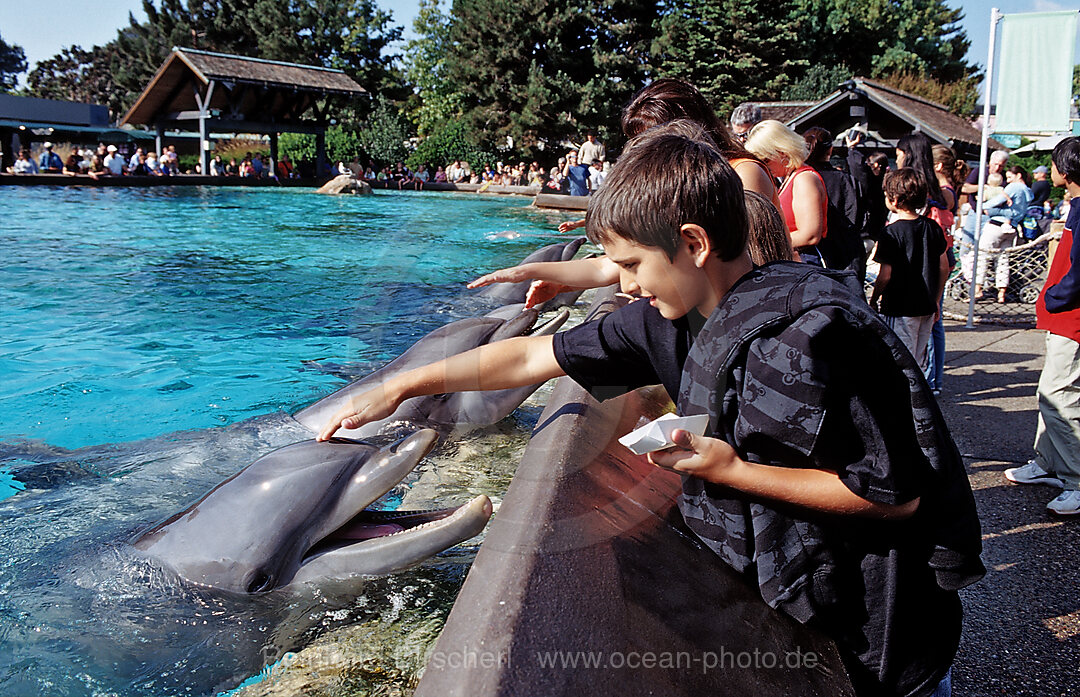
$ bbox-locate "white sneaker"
[1047,490,1080,516]
[1005,460,1066,488]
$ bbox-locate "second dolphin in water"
[293,306,569,439]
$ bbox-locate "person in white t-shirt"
[588,158,606,191]
[104,145,125,175]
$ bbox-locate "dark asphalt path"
[940,321,1080,697]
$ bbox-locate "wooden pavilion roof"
[121,47,366,128]
[788,77,1001,153]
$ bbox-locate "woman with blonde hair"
[745,120,828,265]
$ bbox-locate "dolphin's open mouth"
[319,507,461,547]
[296,495,494,576]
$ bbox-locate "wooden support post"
[270,132,279,180]
[199,113,209,175]
[197,80,216,176]
[155,123,164,160]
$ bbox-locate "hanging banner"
[995,10,1078,133]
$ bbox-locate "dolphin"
[473,237,588,308]
[293,306,570,439]
[132,429,492,593]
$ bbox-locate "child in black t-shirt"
[870,168,950,371]
[318,122,982,697]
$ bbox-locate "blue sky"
[1,0,1077,98]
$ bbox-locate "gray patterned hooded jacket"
[677,261,984,694]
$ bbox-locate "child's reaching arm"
[317,335,565,441]
[467,256,620,306]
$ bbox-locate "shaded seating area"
[120,47,368,177]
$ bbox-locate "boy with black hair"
[870,168,951,372]
[1006,136,1080,515]
[319,122,983,696]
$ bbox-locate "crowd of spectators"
[4,142,316,181]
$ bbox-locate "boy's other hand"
[317,387,401,441]
[557,219,586,233]
[467,266,530,289]
[525,280,571,308]
[648,429,743,485]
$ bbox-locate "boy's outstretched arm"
[468,257,619,293]
[317,335,565,441]
[650,430,919,520]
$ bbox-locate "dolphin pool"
[0,186,583,696]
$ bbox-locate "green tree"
[280,125,367,164]
[279,132,316,162]
[790,0,975,83]
[402,0,463,134]
[548,0,659,146]
[446,0,655,155]
[0,33,28,92]
[780,64,852,101]
[25,45,126,118]
[652,0,804,114]
[1073,64,1079,99]
[405,119,493,170]
[359,95,413,164]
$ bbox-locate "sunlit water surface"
[0,185,583,696]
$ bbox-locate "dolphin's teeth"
[379,506,471,538]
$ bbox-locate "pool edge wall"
[414,291,854,697]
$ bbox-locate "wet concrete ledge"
[532,192,589,211]
[415,291,853,696]
[370,181,540,196]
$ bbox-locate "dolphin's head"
[133,430,490,593]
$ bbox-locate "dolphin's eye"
[247,572,274,594]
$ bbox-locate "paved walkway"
[940,320,1080,696]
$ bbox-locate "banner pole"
[968,7,1002,327]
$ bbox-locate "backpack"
[816,167,869,280]
[1022,205,1045,240]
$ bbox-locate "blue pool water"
[1,186,571,449]
[0,185,578,696]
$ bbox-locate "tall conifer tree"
[652,0,803,114]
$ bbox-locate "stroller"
[947,227,1056,305]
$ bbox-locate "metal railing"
[943,224,1062,326]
